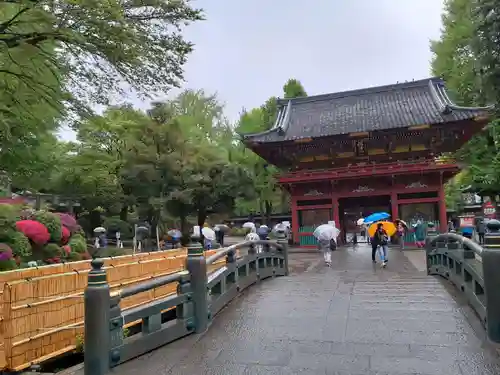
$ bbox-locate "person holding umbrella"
[371,222,390,267]
[313,222,340,267]
[214,224,228,246]
[395,220,407,250]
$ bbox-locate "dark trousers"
[478,233,485,244]
[371,243,378,261]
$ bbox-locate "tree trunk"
[119,205,128,221]
[89,209,101,232]
[259,197,265,225]
[197,209,207,239]
[265,200,272,226]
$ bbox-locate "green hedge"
[228,227,247,237]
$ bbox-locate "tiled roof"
[241,78,492,143]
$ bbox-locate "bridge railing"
[82,237,289,375]
[425,220,500,344]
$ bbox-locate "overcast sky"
[59,0,445,140]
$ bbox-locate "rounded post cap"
[91,258,104,270]
[187,241,203,255]
[487,219,500,232]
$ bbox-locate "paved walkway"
[76,245,500,375]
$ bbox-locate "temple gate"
[242,78,491,246]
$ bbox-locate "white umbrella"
[356,218,364,226]
[313,224,340,242]
[242,222,255,229]
[93,227,106,233]
[245,232,260,241]
[273,223,287,233]
[202,227,216,241]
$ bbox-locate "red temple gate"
[242,78,492,246]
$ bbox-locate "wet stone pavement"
[99,245,500,375]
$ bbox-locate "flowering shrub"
[0,205,89,269]
[68,234,87,254]
[7,231,32,257]
[32,211,62,243]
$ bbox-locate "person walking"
[414,220,426,248]
[476,219,486,244]
[372,223,389,267]
[397,222,405,250]
[318,236,336,267]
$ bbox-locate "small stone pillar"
[276,231,289,276]
[84,258,110,375]
[481,219,500,343]
[186,235,208,333]
[425,225,438,275]
[427,222,438,237]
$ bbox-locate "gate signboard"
[483,201,496,218]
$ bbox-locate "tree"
[235,78,308,222]
[0,5,66,186]
[0,0,203,111]
[431,0,500,199]
[473,0,500,109]
[50,106,148,231]
[283,78,307,99]
[430,0,481,106]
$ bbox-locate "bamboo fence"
[0,248,226,371]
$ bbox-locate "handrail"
[428,232,483,256]
[205,240,283,265]
[120,270,189,298]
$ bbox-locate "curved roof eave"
[429,80,495,114]
[240,100,292,142]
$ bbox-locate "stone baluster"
[425,223,439,274]
[84,258,111,375]
[481,219,500,343]
[186,235,208,333]
[276,231,289,276]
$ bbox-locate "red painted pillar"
[438,185,447,232]
[332,195,340,242]
[291,196,299,245]
[391,191,399,220]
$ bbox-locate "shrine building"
[241,78,492,246]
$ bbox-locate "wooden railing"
[0,249,226,372]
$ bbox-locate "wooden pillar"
[291,196,299,245]
[438,185,447,232]
[332,196,340,227]
[332,195,340,243]
[391,191,399,220]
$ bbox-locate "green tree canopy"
[431,0,500,197]
[1,0,203,110]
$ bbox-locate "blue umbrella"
[363,212,390,224]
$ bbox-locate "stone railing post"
[427,222,438,237]
[425,235,437,276]
[481,219,500,343]
[185,235,208,333]
[276,232,289,276]
[84,258,111,375]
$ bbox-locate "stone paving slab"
[71,245,500,375]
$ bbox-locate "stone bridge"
[70,233,500,375]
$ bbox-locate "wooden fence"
[0,249,226,371]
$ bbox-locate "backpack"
[329,238,337,251]
[380,234,389,246]
[376,230,388,245]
